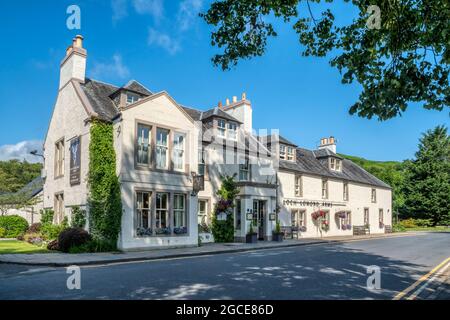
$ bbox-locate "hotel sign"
[283,199,345,208]
[70,136,81,186]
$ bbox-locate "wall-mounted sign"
[269,213,276,221]
[70,136,81,186]
[246,213,253,221]
[283,199,346,208]
[217,212,227,221]
[192,173,205,196]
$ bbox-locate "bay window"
[228,122,237,140]
[173,133,185,172]
[136,191,151,231]
[218,119,226,138]
[156,128,169,169]
[156,193,169,228]
[173,194,186,229]
[137,124,151,165]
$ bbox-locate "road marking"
[406,262,450,300]
[393,256,450,300]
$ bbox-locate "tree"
[403,125,450,225]
[0,160,42,193]
[202,0,449,120]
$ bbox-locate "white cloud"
[132,0,164,21]
[177,0,203,31]
[148,28,181,55]
[112,0,128,22]
[0,140,43,163]
[91,54,130,80]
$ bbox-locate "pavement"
[0,232,448,300]
[0,232,417,267]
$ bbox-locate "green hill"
[339,154,406,215]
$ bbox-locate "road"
[0,232,449,300]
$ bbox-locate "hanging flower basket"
[342,224,347,230]
[321,220,330,231]
[311,210,327,221]
[335,211,347,219]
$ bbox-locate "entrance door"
[253,200,266,240]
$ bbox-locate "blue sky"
[0,0,448,163]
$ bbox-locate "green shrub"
[399,218,417,228]
[0,215,29,238]
[41,223,66,240]
[40,209,54,225]
[71,206,87,228]
[0,227,6,238]
[58,228,92,253]
[68,238,117,254]
[393,223,406,232]
[414,219,433,227]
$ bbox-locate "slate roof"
[79,79,120,121]
[201,107,242,123]
[280,148,390,189]
[123,80,152,96]
[313,148,343,159]
[17,176,44,198]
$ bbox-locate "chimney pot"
[226,98,230,106]
[74,35,84,48]
[242,92,247,100]
[218,101,222,108]
[232,96,237,103]
[329,136,335,144]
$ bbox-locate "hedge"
[0,215,29,238]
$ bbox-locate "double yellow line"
[393,257,450,300]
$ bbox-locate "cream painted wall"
[43,82,91,220]
[278,170,392,238]
[117,93,199,249]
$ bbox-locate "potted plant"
[272,220,283,242]
[246,222,257,244]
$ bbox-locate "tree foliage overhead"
[403,125,450,225]
[202,0,449,120]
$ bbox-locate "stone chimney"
[59,35,87,89]
[318,136,337,153]
[221,92,253,132]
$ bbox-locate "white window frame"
[291,209,306,227]
[295,175,302,197]
[136,123,151,165]
[371,188,377,203]
[156,192,169,229]
[136,191,151,231]
[280,145,286,160]
[156,128,169,170]
[379,209,384,224]
[198,149,206,176]
[173,133,185,172]
[228,122,237,140]
[343,182,349,201]
[217,119,226,138]
[173,194,187,228]
[239,158,250,181]
[54,139,65,178]
[322,180,328,199]
[336,159,342,171]
[198,199,208,224]
[126,93,139,105]
[287,147,295,161]
[330,158,336,170]
[54,193,64,224]
[364,208,370,226]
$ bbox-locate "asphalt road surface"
[0,232,449,300]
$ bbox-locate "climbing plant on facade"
[88,120,122,248]
[212,174,239,243]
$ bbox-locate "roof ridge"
[85,78,119,88]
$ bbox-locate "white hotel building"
[42,36,392,250]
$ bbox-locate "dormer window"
[280,145,286,160]
[126,93,140,105]
[217,119,226,138]
[287,147,295,161]
[329,157,342,172]
[228,122,237,140]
